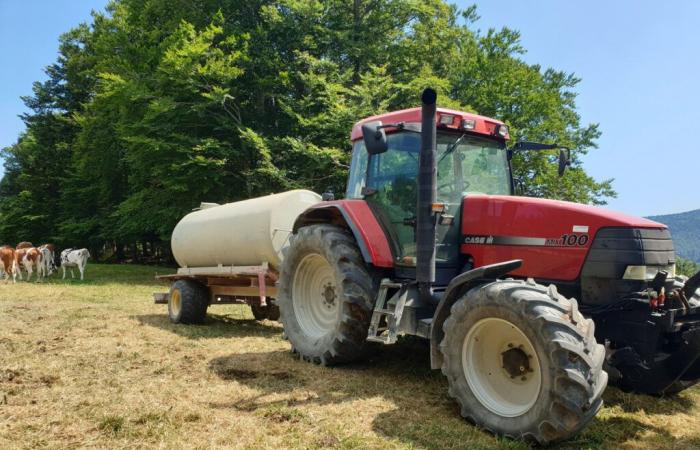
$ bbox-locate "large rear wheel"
[278,225,376,365]
[440,279,607,444]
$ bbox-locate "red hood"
[461,195,666,281]
[466,195,665,229]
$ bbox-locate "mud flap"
[611,326,700,395]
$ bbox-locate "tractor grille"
[580,227,675,305]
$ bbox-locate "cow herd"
[0,242,91,283]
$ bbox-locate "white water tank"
[171,190,321,269]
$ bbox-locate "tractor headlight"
[622,264,676,281]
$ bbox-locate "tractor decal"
[463,234,589,247]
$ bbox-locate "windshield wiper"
[438,133,466,164]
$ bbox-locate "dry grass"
[1,264,700,449]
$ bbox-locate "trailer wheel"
[168,279,209,324]
[250,303,280,321]
[278,224,375,365]
[440,279,607,445]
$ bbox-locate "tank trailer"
[156,88,700,444]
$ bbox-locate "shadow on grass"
[132,313,281,340]
[601,385,697,415]
[206,338,700,450]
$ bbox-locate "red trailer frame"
[153,262,278,309]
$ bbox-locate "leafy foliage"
[0,0,615,260]
[676,257,699,278]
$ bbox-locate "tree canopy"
[0,0,615,261]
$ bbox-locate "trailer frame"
[153,262,278,311]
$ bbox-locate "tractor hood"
[460,195,667,281]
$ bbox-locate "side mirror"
[510,141,572,177]
[362,120,388,155]
[558,148,571,177]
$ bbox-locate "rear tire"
[440,279,607,445]
[168,279,209,324]
[278,225,376,365]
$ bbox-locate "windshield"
[346,131,510,201]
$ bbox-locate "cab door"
[363,132,421,265]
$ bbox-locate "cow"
[14,247,28,281]
[16,241,33,249]
[61,248,90,280]
[0,246,17,282]
[38,244,56,276]
[18,247,43,282]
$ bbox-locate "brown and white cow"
[16,247,43,281]
[0,245,17,282]
[16,241,33,250]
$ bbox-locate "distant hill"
[647,209,700,263]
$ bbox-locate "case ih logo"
[464,233,589,247]
[464,235,494,245]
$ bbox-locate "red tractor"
[278,89,700,443]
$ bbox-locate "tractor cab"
[346,108,512,279]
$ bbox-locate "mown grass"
[1,263,700,449]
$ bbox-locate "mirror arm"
[376,122,405,131]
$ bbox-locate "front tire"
[168,279,209,324]
[440,279,607,444]
[278,225,376,365]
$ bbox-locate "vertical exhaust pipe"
[417,88,437,298]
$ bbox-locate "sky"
[1,0,698,216]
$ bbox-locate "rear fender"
[429,259,523,369]
[292,200,393,268]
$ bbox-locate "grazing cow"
[16,241,33,249]
[38,244,56,276]
[18,247,43,282]
[61,248,90,280]
[14,247,27,281]
[0,246,17,282]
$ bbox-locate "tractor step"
[367,279,408,344]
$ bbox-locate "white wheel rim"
[292,253,339,338]
[462,317,542,417]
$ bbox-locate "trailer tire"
[440,279,607,445]
[168,279,209,324]
[250,303,280,321]
[278,224,375,365]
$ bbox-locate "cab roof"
[350,107,508,141]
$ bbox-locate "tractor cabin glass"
[347,130,510,266]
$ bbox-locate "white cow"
[61,248,90,280]
[38,244,56,276]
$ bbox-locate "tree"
[0,0,616,260]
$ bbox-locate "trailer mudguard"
[429,259,523,369]
[292,200,394,268]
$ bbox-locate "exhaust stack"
[416,88,438,296]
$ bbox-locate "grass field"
[1,264,700,449]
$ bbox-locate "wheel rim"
[462,317,542,417]
[292,253,339,338]
[170,289,182,317]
